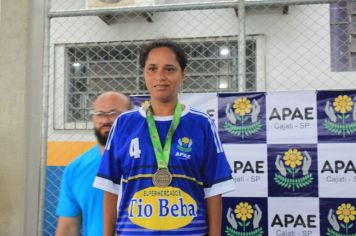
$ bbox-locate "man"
[56,92,131,236]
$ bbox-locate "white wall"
[246,4,355,91]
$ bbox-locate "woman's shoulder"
[186,106,212,121]
[115,107,146,129]
[118,107,142,120]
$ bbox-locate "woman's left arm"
[206,194,222,236]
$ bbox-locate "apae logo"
[175,137,192,160]
[225,202,264,236]
[224,97,262,138]
[326,203,356,236]
[324,95,356,137]
[274,149,313,191]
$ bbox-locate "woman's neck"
[150,99,178,116]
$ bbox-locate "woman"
[94,40,236,236]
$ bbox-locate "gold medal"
[152,169,172,187]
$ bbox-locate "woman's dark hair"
[139,39,187,70]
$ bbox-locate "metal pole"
[48,1,240,18]
[25,0,46,235]
[37,1,51,235]
[238,0,246,92]
[48,0,346,18]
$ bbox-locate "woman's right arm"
[103,191,118,236]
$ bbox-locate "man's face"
[92,95,128,145]
[93,111,119,146]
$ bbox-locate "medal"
[146,103,183,187]
[153,169,172,187]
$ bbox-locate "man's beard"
[94,127,110,146]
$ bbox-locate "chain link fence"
[42,0,356,235]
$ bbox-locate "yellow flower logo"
[233,98,252,116]
[283,149,303,168]
[181,137,190,145]
[234,202,254,222]
[336,203,356,224]
[333,95,353,114]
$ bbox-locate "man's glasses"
[91,111,120,118]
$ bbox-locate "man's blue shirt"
[57,145,103,236]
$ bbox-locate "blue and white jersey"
[93,106,235,236]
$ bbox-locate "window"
[65,44,141,122]
[182,39,256,92]
[58,36,259,128]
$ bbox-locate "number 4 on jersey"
[129,137,141,159]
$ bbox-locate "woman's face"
[143,47,185,104]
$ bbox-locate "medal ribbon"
[146,103,183,170]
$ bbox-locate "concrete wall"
[0,0,44,235]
